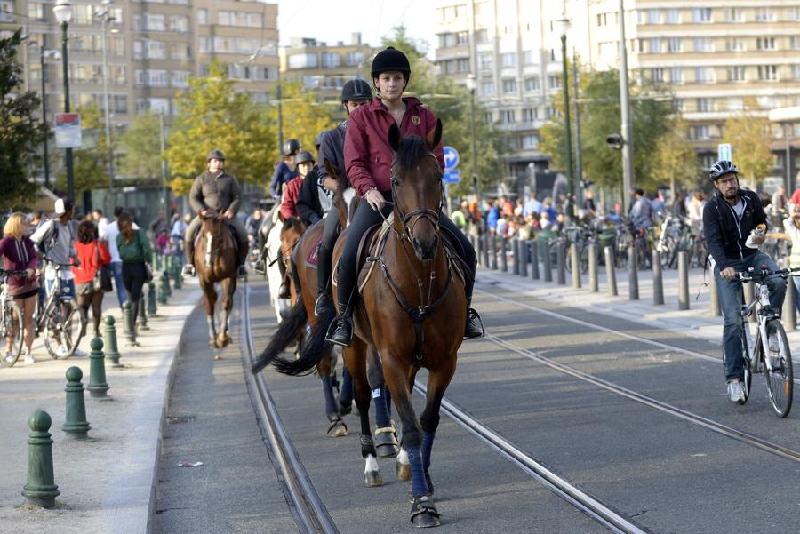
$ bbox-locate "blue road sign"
[717,143,732,162]
[443,146,460,170]
[443,170,461,184]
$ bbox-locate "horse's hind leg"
[344,339,382,487]
[319,351,347,437]
[368,347,398,458]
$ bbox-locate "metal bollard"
[556,241,566,285]
[147,281,157,316]
[21,409,60,508]
[570,242,581,289]
[158,272,169,305]
[588,243,598,292]
[490,235,498,270]
[172,259,182,290]
[481,234,490,268]
[677,250,690,310]
[138,294,150,331]
[512,239,520,275]
[542,238,552,282]
[604,246,618,296]
[164,269,173,298]
[783,276,796,331]
[103,315,122,367]
[62,366,91,438]
[531,240,540,280]
[709,272,721,316]
[652,250,664,305]
[122,301,137,345]
[627,245,639,300]
[745,281,756,323]
[500,238,509,272]
[520,240,528,277]
[87,338,109,398]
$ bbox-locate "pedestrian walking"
[0,212,38,363]
[116,211,152,334]
[30,198,78,300]
[100,207,138,312]
[72,220,111,341]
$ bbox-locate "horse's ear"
[426,119,443,151]
[388,123,402,152]
[324,160,339,181]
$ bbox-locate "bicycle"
[0,268,26,367]
[34,262,85,359]
[737,266,796,417]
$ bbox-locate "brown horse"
[266,121,464,527]
[194,212,239,348]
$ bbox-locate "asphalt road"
[153,277,800,533]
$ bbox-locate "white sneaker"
[56,345,69,357]
[24,353,35,364]
[727,379,746,404]
[73,348,88,357]
[3,352,14,365]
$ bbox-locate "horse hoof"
[411,496,440,528]
[364,470,383,487]
[326,419,348,437]
[396,461,411,481]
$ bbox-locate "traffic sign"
[443,146,460,170]
[717,143,732,162]
[443,170,461,184]
[54,113,82,148]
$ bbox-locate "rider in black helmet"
[270,138,301,199]
[313,79,374,317]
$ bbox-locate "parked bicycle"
[656,216,693,269]
[738,266,795,418]
[34,261,85,359]
[0,268,25,367]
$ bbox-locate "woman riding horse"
[326,46,483,347]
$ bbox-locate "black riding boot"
[463,272,483,339]
[326,290,355,347]
[315,244,334,317]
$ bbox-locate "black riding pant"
[336,195,476,312]
[316,209,341,295]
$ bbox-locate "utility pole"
[619,0,635,215]
[572,49,582,207]
[97,1,115,207]
[159,111,168,212]
[39,45,51,189]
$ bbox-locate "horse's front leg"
[216,277,236,347]
[200,280,218,347]
[418,355,456,499]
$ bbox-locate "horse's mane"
[394,135,431,174]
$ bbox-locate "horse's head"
[325,160,351,230]
[388,119,443,261]
[279,217,306,265]
[200,210,224,237]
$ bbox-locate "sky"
[275,0,438,56]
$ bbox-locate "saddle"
[304,233,324,269]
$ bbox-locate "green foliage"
[379,27,508,196]
[279,81,337,155]
[118,112,163,181]
[0,30,49,208]
[56,103,111,194]
[722,100,773,186]
[166,62,275,195]
[540,64,678,192]
[652,116,701,191]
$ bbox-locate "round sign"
[443,146,460,170]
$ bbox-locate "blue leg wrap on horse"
[421,431,435,472]
[373,388,391,427]
[340,367,353,405]
[321,376,337,417]
[407,444,429,496]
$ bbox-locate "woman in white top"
[782,203,800,313]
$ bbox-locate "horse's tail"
[271,306,335,376]
[251,299,308,374]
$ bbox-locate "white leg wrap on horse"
[364,455,379,474]
[397,447,410,466]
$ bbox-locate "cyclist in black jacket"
[702,160,787,404]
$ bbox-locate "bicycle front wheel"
[763,322,793,418]
[1,301,24,367]
[44,299,83,359]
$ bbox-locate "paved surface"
[0,280,201,534]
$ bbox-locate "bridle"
[389,152,444,244]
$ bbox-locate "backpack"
[36,220,59,256]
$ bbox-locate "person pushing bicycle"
[703,160,787,403]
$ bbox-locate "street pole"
[469,86,479,203]
[619,0,635,215]
[560,33,574,205]
[159,111,168,212]
[572,49,582,207]
[40,46,50,189]
[99,8,115,206]
[276,78,284,163]
[60,20,75,203]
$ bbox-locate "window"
[522,134,539,149]
[146,13,166,31]
[728,66,746,82]
[695,67,714,83]
[756,37,776,51]
[650,68,664,83]
[27,2,45,21]
[502,78,516,93]
[548,75,561,89]
[346,51,364,66]
[169,15,189,33]
[523,50,535,65]
[793,65,800,80]
[522,108,537,122]
[727,98,744,111]
[480,81,495,96]
[670,67,683,84]
[218,11,263,27]
[479,53,493,70]
[456,31,468,45]
[690,125,710,140]
[501,52,516,67]
[500,110,515,124]
[197,9,207,24]
[758,65,778,81]
[288,53,317,69]
[790,8,800,21]
[172,70,189,87]
[666,9,680,23]
[649,38,661,53]
[524,76,540,91]
[135,69,168,86]
[457,58,470,72]
[725,39,745,52]
[697,98,711,112]
[791,37,800,50]
[755,8,774,22]
[667,37,681,53]
[171,43,191,60]
[321,53,340,68]
[483,111,493,124]
[692,8,712,23]
[693,38,713,52]
[724,8,743,22]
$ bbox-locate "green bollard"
[103,315,122,367]
[122,301,136,345]
[87,338,109,398]
[164,267,172,297]
[147,282,158,316]
[138,295,149,331]
[62,366,91,438]
[21,409,60,508]
[172,257,182,290]
[158,273,168,305]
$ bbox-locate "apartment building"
[0,0,278,178]
[279,33,378,105]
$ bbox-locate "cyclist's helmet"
[371,46,411,82]
[708,160,738,182]
[341,79,373,102]
[283,138,301,157]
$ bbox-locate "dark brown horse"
[265,121,465,527]
[194,212,238,348]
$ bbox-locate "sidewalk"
[477,261,800,351]
[0,280,202,534]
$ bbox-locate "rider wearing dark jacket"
[296,165,326,225]
[270,139,300,199]
[703,186,767,271]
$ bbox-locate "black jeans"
[316,209,341,294]
[122,261,147,328]
[336,196,476,311]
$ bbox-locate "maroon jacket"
[0,236,38,296]
[344,97,444,197]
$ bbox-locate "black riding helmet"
[708,160,738,182]
[371,46,411,84]
[207,148,225,161]
[295,151,315,166]
[341,79,373,102]
[283,138,301,157]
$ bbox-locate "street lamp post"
[466,75,479,204]
[29,43,57,189]
[95,0,116,206]
[619,0,635,215]
[53,0,74,203]
[555,18,574,213]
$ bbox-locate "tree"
[723,100,773,188]
[118,112,163,182]
[379,27,508,197]
[652,116,701,193]
[278,81,337,155]
[56,103,111,194]
[0,30,49,208]
[166,62,275,195]
[540,64,675,192]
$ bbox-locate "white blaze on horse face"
[364,455,380,474]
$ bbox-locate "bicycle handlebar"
[736,266,800,282]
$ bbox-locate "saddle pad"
[304,233,324,268]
